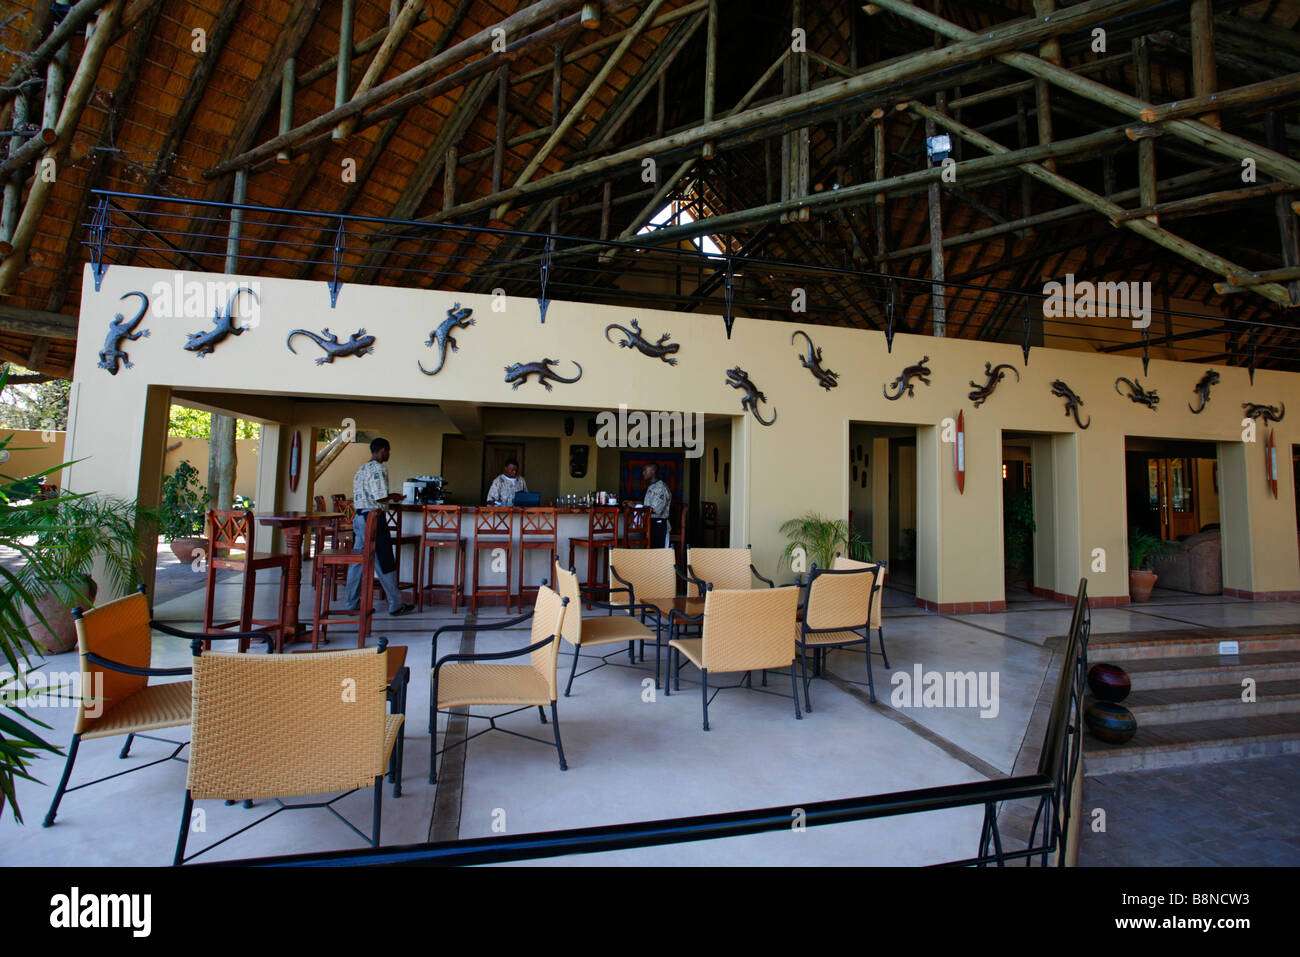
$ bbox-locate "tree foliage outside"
[168,405,259,440]
[0,372,69,432]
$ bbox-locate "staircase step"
[1119,678,1300,725]
[1113,651,1300,689]
[1083,712,1300,774]
[1089,630,1300,662]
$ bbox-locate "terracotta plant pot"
[1129,569,1158,603]
[19,577,96,656]
[169,536,206,564]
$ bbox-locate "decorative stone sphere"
[1088,662,1131,703]
[1085,701,1137,744]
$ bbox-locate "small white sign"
[1218,640,1240,656]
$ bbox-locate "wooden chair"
[174,644,402,864]
[470,507,514,613]
[621,504,652,548]
[43,588,270,828]
[668,502,688,569]
[429,585,571,780]
[686,546,775,594]
[320,500,357,601]
[312,508,381,649]
[701,501,729,546]
[667,586,803,730]
[385,505,420,603]
[415,505,465,612]
[312,495,336,555]
[201,508,290,652]
[568,505,620,593]
[796,565,881,707]
[517,507,558,611]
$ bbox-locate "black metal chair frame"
[602,561,701,689]
[173,637,397,866]
[800,560,891,703]
[794,565,884,709]
[42,586,273,829]
[557,561,671,696]
[428,595,572,782]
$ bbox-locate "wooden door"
[483,442,525,501]
[1148,458,1198,540]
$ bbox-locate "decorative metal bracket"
[328,217,345,309]
[1249,328,1258,385]
[885,278,896,353]
[1022,294,1032,366]
[89,196,111,292]
[537,236,553,324]
[1141,325,1150,376]
[723,256,735,339]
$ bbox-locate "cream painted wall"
[67,264,1300,605]
[1,429,66,486]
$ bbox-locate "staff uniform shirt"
[644,479,672,531]
[353,459,390,510]
[487,474,528,506]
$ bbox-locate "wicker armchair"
[43,587,271,828]
[796,565,882,708]
[685,546,775,594]
[832,554,890,671]
[667,586,802,730]
[429,585,570,779]
[174,644,402,865]
[607,546,694,687]
[551,562,659,696]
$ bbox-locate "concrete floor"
[4,556,1297,866]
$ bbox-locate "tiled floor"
[1078,755,1300,866]
[5,555,1300,865]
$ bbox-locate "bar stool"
[470,507,515,614]
[312,495,335,555]
[385,505,420,600]
[416,505,465,612]
[312,509,381,649]
[202,509,290,652]
[321,500,356,602]
[621,504,652,548]
[568,505,620,592]
[517,507,559,611]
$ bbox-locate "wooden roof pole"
[0,0,112,112]
[499,0,670,216]
[1189,0,1220,129]
[0,0,124,296]
[1032,0,1060,173]
[869,0,1300,185]
[907,101,1294,307]
[1138,73,1300,124]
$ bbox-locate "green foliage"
[1003,490,1036,569]
[159,460,207,540]
[779,512,869,571]
[168,405,258,440]
[0,371,69,431]
[1128,526,1170,571]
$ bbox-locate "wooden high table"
[258,511,341,645]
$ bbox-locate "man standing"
[486,458,528,506]
[641,463,672,548]
[346,437,415,616]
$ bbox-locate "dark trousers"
[650,518,669,549]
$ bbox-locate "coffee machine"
[402,476,448,504]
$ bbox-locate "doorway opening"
[848,422,918,597]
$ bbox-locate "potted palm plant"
[160,459,207,563]
[779,511,870,573]
[1128,526,1169,602]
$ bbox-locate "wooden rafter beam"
[0,303,78,339]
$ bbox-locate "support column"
[1218,435,1300,598]
[871,436,890,562]
[1030,435,1058,595]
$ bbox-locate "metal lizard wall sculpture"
[1242,401,1285,424]
[183,286,259,357]
[97,291,150,375]
[1050,379,1091,429]
[1188,369,1219,414]
[967,362,1019,407]
[726,366,777,425]
[504,358,583,390]
[604,318,679,365]
[883,356,932,400]
[418,303,475,375]
[791,330,839,390]
[286,328,377,364]
[1115,377,1160,410]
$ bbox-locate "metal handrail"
[222,579,1092,868]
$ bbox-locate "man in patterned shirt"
[345,437,415,616]
[641,464,672,548]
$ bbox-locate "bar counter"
[391,504,640,603]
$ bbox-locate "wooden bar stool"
[470,507,514,614]
[321,499,356,602]
[621,504,652,548]
[701,501,729,547]
[385,505,420,601]
[568,505,620,592]
[202,509,290,652]
[416,505,465,612]
[517,507,559,611]
[312,509,381,649]
[312,495,335,555]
